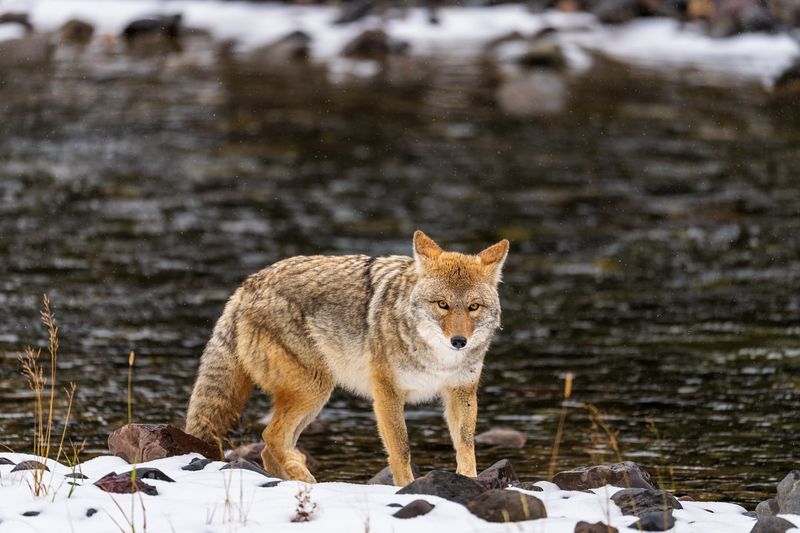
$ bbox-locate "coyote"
[185,231,509,486]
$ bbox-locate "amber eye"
[437,301,449,310]
[468,303,481,312]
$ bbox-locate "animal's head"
[410,230,509,355]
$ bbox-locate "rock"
[768,0,800,26]
[590,0,642,23]
[86,508,97,517]
[124,467,175,482]
[226,442,317,472]
[21,511,40,517]
[367,464,422,485]
[777,470,800,514]
[220,458,273,478]
[517,482,544,491]
[94,472,158,496]
[392,499,436,519]
[631,511,676,531]
[249,31,311,65]
[59,19,94,46]
[749,516,797,533]
[610,488,682,517]
[478,459,520,489]
[387,503,403,508]
[0,457,15,465]
[334,0,373,24]
[553,462,658,491]
[772,59,800,99]
[0,12,33,32]
[0,34,54,68]
[466,489,547,522]
[756,498,780,518]
[575,521,619,533]
[473,476,504,490]
[182,457,211,471]
[678,495,695,501]
[11,460,49,473]
[64,472,89,479]
[341,29,409,61]
[709,0,776,37]
[122,14,182,42]
[260,480,281,488]
[396,470,487,506]
[474,428,527,448]
[108,423,221,462]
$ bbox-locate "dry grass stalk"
[547,371,573,480]
[17,294,77,497]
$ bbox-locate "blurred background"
[1,0,799,507]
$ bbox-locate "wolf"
[185,231,509,486]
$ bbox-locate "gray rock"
[182,457,210,471]
[474,428,527,448]
[392,499,435,519]
[466,489,547,522]
[341,29,409,61]
[610,488,682,517]
[749,516,797,533]
[368,464,421,486]
[396,470,486,506]
[478,459,520,489]
[220,458,272,478]
[517,482,544,492]
[0,457,15,466]
[756,498,780,518]
[123,467,175,482]
[575,521,619,533]
[553,462,658,491]
[631,511,676,531]
[11,460,49,473]
[0,34,54,68]
[777,470,800,514]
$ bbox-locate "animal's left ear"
[478,239,510,282]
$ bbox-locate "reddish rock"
[552,462,658,491]
[108,423,221,462]
[94,472,158,496]
[478,459,520,489]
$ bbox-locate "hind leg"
[254,345,333,482]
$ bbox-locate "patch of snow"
[0,452,784,533]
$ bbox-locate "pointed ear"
[478,239,509,281]
[413,230,442,270]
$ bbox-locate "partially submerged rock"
[553,462,658,490]
[396,470,486,506]
[474,428,527,448]
[466,489,547,522]
[478,459,519,489]
[341,29,409,61]
[94,472,158,496]
[108,423,221,462]
[59,19,94,46]
[367,464,421,485]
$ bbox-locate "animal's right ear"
[413,230,442,272]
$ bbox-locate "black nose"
[450,336,467,349]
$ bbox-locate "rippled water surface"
[1,39,799,506]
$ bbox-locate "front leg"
[371,368,414,486]
[443,383,478,477]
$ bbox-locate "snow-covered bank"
[0,452,797,532]
[0,0,798,82]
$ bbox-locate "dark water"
[1,36,798,507]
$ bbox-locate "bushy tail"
[185,299,253,446]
